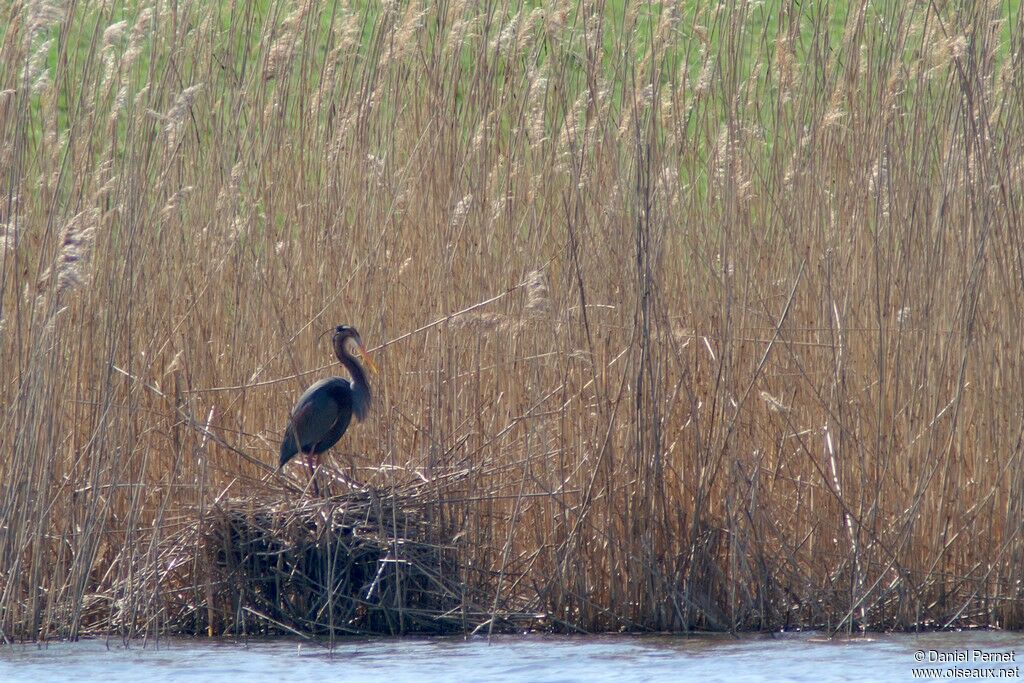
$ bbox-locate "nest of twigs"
[160,481,467,637]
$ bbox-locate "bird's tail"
[279,427,299,469]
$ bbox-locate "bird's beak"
[357,341,379,374]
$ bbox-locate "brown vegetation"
[163,482,468,637]
[1,0,1023,640]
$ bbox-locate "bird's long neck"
[338,347,371,420]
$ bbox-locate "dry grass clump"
[1,0,1023,640]
[160,481,466,637]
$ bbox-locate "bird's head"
[331,325,379,373]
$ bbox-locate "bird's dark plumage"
[279,377,355,468]
[279,325,375,472]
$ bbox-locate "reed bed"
[1,0,1023,640]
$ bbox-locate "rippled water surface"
[2,631,1022,682]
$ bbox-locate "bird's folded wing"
[289,396,342,451]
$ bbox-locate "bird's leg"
[305,452,320,497]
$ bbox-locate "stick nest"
[160,482,467,637]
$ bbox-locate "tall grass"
[1,0,1022,639]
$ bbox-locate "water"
[1,631,1021,682]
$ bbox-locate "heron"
[279,325,378,494]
